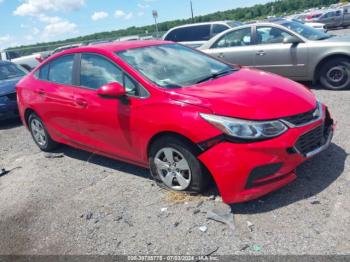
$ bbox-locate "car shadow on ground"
[230,143,347,214]
[0,118,22,130]
[54,145,150,180]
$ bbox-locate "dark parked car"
[0,61,27,121]
[163,21,242,48]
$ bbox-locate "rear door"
[253,26,308,78]
[204,26,255,66]
[35,54,83,141]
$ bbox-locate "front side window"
[212,28,252,48]
[116,44,236,88]
[80,54,123,90]
[256,27,293,44]
[48,55,74,85]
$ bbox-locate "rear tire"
[319,58,350,90]
[149,136,209,194]
[28,113,59,152]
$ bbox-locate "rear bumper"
[198,106,334,204]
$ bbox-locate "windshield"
[116,44,235,88]
[0,63,26,81]
[281,20,330,40]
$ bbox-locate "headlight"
[200,113,288,140]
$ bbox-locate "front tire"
[320,58,350,90]
[149,137,209,193]
[28,113,59,152]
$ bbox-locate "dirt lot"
[0,29,350,256]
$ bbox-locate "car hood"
[166,68,316,120]
[322,34,350,42]
[0,76,21,96]
[305,22,324,27]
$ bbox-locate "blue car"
[0,61,27,121]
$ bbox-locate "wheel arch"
[314,53,350,82]
[24,108,37,127]
[146,131,202,159]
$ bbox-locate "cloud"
[14,0,85,16]
[42,19,77,39]
[115,10,126,18]
[0,35,16,49]
[115,9,134,20]
[91,11,108,21]
[137,3,150,9]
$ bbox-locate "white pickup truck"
[0,50,50,71]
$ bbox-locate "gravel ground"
[0,29,350,256]
[0,86,349,256]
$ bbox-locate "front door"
[254,26,308,78]
[72,53,145,161]
[204,27,255,66]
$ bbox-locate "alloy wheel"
[30,119,47,147]
[154,147,192,191]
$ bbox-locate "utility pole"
[152,10,159,38]
[190,0,194,22]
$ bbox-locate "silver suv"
[163,21,242,48]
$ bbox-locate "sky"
[0,0,272,49]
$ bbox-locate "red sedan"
[16,41,334,203]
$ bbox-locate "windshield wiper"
[195,68,236,84]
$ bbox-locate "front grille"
[295,126,325,155]
[294,107,333,156]
[6,93,17,101]
[283,107,317,126]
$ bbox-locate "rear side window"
[48,55,74,85]
[80,54,123,90]
[165,25,211,42]
[212,24,229,36]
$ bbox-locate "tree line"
[7,0,341,56]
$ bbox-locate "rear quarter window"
[37,63,49,81]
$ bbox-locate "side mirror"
[283,36,301,44]
[97,82,126,98]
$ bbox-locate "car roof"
[54,40,172,56]
[167,21,234,29]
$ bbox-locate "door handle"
[75,98,88,108]
[256,50,266,56]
